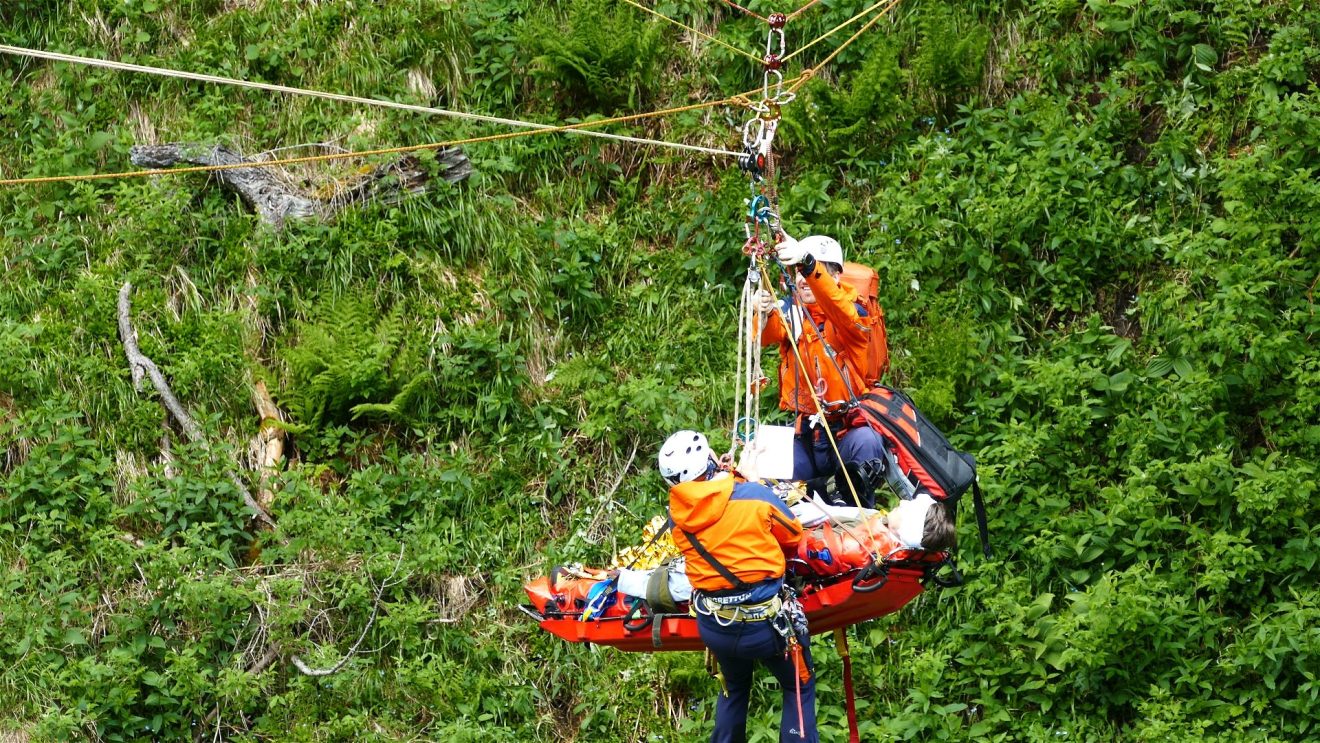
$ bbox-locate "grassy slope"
[2,0,1319,741]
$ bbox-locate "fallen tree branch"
[117,281,275,528]
[249,380,286,512]
[291,545,406,677]
[128,143,471,228]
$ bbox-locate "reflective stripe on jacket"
[668,475,803,594]
[759,264,870,414]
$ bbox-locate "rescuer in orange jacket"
[756,233,891,509]
[658,429,817,743]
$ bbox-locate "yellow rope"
[618,0,763,63]
[0,44,740,159]
[0,96,742,187]
[756,256,866,511]
[786,0,826,21]
[784,0,896,62]
[788,0,902,91]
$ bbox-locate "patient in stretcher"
[526,478,954,619]
[612,481,952,602]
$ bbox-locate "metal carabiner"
[761,69,785,106]
[742,117,766,150]
[765,27,786,59]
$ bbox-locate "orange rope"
[788,0,901,92]
[786,0,825,20]
[784,0,900,64]
[0,95,748,187]
[713,0,768,22]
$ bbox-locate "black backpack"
[852,385,991,557]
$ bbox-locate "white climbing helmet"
[799,235,844,267]
[658,430,714,486]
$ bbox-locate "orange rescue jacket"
[759,263,871,415]
[669,475,803,593]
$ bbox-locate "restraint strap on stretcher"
[645,556,680,612]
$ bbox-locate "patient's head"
[888,493,956,552]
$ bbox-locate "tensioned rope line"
[0,95,745,186]
[617,0,763,62]
[0,44,737,158]
[784,0,899,63]
[0,70,812,187]
[786,0,826,20]
[709,0,825,24]
[712,0,767,22]
[788,0,901,92]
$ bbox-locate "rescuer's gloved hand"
[776,234,807,266]
[755,290,778,314]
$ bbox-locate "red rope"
[714,0,768,21]
[791,640,807,740]
[835,628,861,743]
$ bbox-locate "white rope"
[0,44,742,158]
[745,269,763,446]
[729,271,747,462]
[728,263,766,464]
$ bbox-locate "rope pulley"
[738,145,766,177]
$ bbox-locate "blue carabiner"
[747,194,768,220]
[733,416,758,444]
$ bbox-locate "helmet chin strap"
[701,458,720,481]
[665,457,720,487]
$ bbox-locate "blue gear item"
[581,577,618,622]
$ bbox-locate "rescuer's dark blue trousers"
[793,422,888,507]
[697,613,818,743]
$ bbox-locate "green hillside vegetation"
[2,0,1318,740]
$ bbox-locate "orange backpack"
[840,262,889,386]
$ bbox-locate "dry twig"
[290,545,407,677]
[117,281,276,528]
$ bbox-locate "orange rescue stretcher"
[522,517,955,652]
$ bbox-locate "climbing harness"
[694,593,783,625]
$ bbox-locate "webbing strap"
[861,389,908,420]
[683,529,752,592]
[645,557,679,612]
[835,628,860,743]
[973,479,992,558]
[627,517,674,570]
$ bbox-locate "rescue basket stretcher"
[522,549,951,653]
